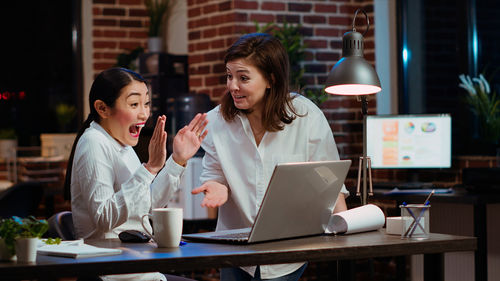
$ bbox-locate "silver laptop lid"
[248,160,351,243]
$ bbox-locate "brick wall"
[92,0,150,77]
[87,0,488,188]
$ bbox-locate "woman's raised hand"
[172,113,208,166]
[145,115,167,175]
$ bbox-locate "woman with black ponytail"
[65,67,206,281]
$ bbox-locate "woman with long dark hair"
[65,67,206,281]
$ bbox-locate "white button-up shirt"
[200,94,348,279]
[71,121,185,281]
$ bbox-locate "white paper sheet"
[325,204,385,235]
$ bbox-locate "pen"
[423,189,435,205]
[407,190,435,236]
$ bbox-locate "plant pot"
[148,37,163,53]
[15,238,38,263]
[40,133,77,160]
[0,139,17,159]
[0,238,16,262]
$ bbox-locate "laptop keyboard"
[211,231,250,241]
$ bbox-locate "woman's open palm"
[172,113,208,165]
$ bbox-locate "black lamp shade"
[325,31,381,95]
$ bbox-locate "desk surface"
[0,230,476,280]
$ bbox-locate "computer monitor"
[366,114,451,169]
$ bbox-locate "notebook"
[37,240,123,258]
[182,160,351,244]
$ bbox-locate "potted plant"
[0,129,17,160]
[145,0,171,52]
[0,216,49,262]
[458,72,500,152]
[40,103,77,160]
[255,21,328,106]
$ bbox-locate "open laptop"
[182,159,351,244]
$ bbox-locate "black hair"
[64,68,147,200]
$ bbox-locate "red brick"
[250,13,275,23]
[218,26,234,36]
[315,28,340,37]
[189,77,203,87]
[188,7,201,18]
[261,2,285,11]
[316,52,340,61]
[209,14,228,25]
[93,7,102,16]
[219,1,232,11]
[276,14,300,23]
[211,87,227,98]
[118,0,142,5]
[189,54,204,64]
[205,76,222,86]
[129,8,148,17]
[120,20,143,28]
[234,12,248,22]
[94,62,115,70]
[339,4,362,15]
[188,31,201,40]
[329,16,351,26]
[94,19,117,27]
[234,0,258,10]
[103,8,126,16]
[94,41,117,49]
[203,3,218,14]
[94,0,115,4]
[102,52,122,59]
[93,30,103,37]
[210,39,226,49]
[314,4,337,13]
[213,63,226,73]
[330,40,343,49]
[192,17,210,28]
[103,30,127,38]
[129,31,148,38]
[303,39,327,48]
[289,3,312,12]
[203,28,217,39]
[196,42,210,51]
[120,41,143,50]
[304,15,326,24]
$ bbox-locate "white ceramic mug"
[141,208,183,248]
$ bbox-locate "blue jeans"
[220,263,307,281]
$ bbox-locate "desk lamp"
[325,8,381,205]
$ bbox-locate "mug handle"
[141,213,154,238]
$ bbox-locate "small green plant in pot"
[145,0,172,52]
[0,216,50,262]
[55,103,77,133]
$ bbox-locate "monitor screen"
[366,114,451,169]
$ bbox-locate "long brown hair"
[64,68,147,200]
[221,33,300,131]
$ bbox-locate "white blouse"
[71,121,185,281]
[200,94,348,279]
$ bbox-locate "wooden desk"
[0,230,476,280]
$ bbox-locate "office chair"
[46,211,76,240]
[0,181,43,218]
